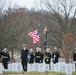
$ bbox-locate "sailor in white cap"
[0,48,10,71]
[45,48,51,71]
[73,48,76,67]
[28,48,34,71]
[52,47,60,64]
[29,48,34,63]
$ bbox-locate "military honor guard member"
[28,48,34,71]
[29,48,34,63]
[0,48,10,71]
[73,48,76,71]
[45,48,51,71]
[45,48,51,64]
[34,47,44,71]
[34,47,44,63]
[52,47,60,64]
[21,44,29,72]
[38,48,44,72]
[0,51,1,62]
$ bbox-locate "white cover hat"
[74,48,76,50]
[4,48,7,51]
[54,47,57,50]
[23,44,27,47]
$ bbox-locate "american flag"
[28,28,40,44]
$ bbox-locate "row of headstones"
[0,62,75,75]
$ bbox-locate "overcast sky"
[6,0,40,9]
[12,0,35,8]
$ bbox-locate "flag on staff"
[43,26,47,50]
[28,27,40,44]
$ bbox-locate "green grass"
[72,72,76,75]
[3,71,66,75]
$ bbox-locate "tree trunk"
[64,53,69,63]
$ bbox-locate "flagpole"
[38,23,40,48]
[43,25,47,52]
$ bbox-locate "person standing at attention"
[21,44,29,72]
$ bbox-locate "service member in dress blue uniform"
[0,48,10,71]
[0,51,1,61]
[28,48,35,71]
[34,47,44,72]
[52,47,60,64]
[38,48,44,72]
[38,48,44,63]
[21,44,29,72]
[34,47,44,63]
[45,48,51,64]
[45,48,51,70]
[73,48,76,67]
[34,47,40,71]
[29,48,34,63]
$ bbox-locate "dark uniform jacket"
[45,52,51,64]
[29,52,34,63]
[21,48,29,61]
[0,51,10,61]
[52,51,60,64]
[0,51,1,58]
[73,52,76,61]
[34,51,44,63]
[21,48,29,71]
[0,51,10,69]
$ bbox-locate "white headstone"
[0,63,3,74]
[11,63,17,71]
[2,60,75,73]
[45,64,49,71]
[34,63,39,72]
[27,63,34,72]
[38,63,44,72]
[65,63,73,75]
[8,63,12,71]
[60,62,66,72]
[17,62,23,72]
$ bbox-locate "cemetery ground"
[2,71,66,75]
[1,71,76,75]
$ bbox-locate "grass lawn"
[72,72,76,75]
[3,71,66,75]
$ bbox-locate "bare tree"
[36,0,76,63]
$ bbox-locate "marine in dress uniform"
[21,44,29,72]
[0,48,10,71]
[52,47,60,64]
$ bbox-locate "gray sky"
[6,0,38,9]
[12,0,35,8]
